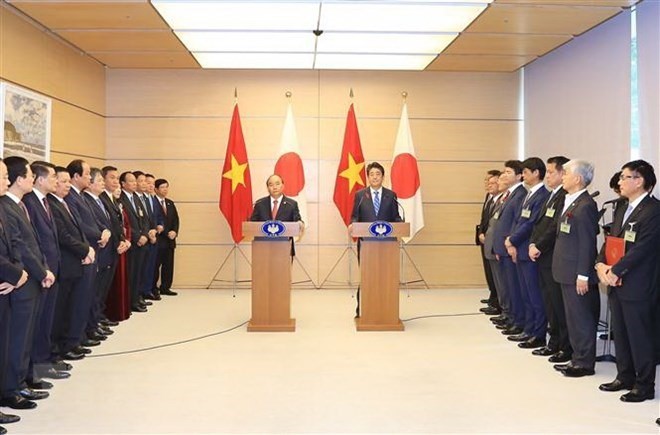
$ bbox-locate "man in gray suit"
[551,160,600,378]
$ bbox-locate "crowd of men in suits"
[477,157,660,414]
[0,157,179,434]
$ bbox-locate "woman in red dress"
[105,188,131,321]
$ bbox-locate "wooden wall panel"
[106,69,518,289]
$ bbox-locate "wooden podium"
[350,222,410,331]
[242,221,300,332]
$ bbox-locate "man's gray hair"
[565,159,594,187]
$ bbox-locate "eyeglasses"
[619,175,640,181]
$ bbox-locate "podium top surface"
[350,222,410,238]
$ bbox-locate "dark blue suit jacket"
[492,184,527,257]
[65,187,106,250]
[23,191,60,277]
[509,184,550,262]
[597,194,660,301]
[0,195,48,283]
[47,194,90,281]
[84,192,114,268]
[351,187,402,223]
[0,206,24,285]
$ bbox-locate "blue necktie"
[373,191,380,216]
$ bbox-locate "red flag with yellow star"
[219,104,253,243]
[333,103,366,226]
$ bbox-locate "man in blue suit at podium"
[350,162,403,317]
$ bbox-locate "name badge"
[545,208,556,218]
[560,222,571,234]
[493,211,500,220]
[624,230,636,243]
[521,208,531,219]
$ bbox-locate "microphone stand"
[596,201,616,363]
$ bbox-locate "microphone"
[393,197,406,222]
[590,190,600,198]
[354,190,370,220]
[601,198,618,206]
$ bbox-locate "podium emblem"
[261,220,286,237]
[369,221,393,237]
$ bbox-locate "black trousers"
[538,256,571,353]
[126,245,147,307]
[155,246,175,292]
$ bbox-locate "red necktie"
[271,199,279,219]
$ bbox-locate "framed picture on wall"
[0,82,52,161]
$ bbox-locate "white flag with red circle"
[274,102,308,226]
[391,102,424,243]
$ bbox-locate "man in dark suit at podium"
[349,162,403,317]
[250,174,303,256]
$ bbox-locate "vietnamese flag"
[391,102,424,243]
[219,103,253,243]
[274,102,307,226]
[333,103,366,226]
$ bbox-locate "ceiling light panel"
[151,1,321,30]
[176,31,315,52]
[315,53,436,70]
[319,2,488,33]
[317,32,457,54]
[194,52,314,69]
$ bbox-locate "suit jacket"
[508,184,550,262]
[0,195,48,283]
[529,188,567,263]
[596,194,660,301]
[476,194,494,245]
[0,206,24,285]
[65,187,106,249]
[552,191,599,285]
[119,191,149,247]
[351,187,402,223]
[483,196,505,261]
[492,184,527,257]
[250,195,302,222]
[100,190,125,249]
[22,191,60,276]
[156,197,180,249]
[47,194,90,280]
[84,192,114,268]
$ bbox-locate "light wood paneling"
[444,33,573,56]
[428,54,536,72]
[7,1,168,30]
[90,51,198,69]
[0,5,105,114]
[402,246,485,287]
[57,30,185,52]
[51,101,105,160]
[467,4,622,35]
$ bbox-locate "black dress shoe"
[548,350,572,363]
[131,305,147,313]
[480,298,490,304]
[0,395,37,410]
[481,307,501,315]
[81,338,100,347]
[519,337,546,349]
[19,388,49,401]
[507,333,531,342]
[553,363,571,372]
[599,379,634,392]
[0,412,20,424]
[87,332,107,341]
[532,346,557,356]
[52,360,73,371]
[73,346,92,354]
[98,326,114,335]
[39,368,71,380]
[61,351,85,360]
[27,379,53,390]
[144,292,160,301]
[490,314,507,323]
[160,289,178,296]
[620,388,654,402]
[563,366,595,378]
[655,418,660,426]
[495,323,511,330]
[101,319,119,327]
[501,326,523,336]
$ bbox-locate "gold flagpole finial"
[349,88,354,99]
[402,91,408,100]
[285,90,292,99]
[234,87,238,103]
